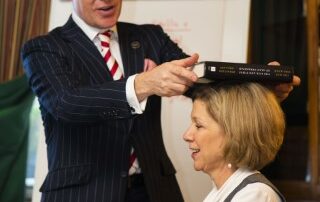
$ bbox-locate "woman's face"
[183,100,227,175]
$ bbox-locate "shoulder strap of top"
[224,173,286,202]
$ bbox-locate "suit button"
[100,111,107,117]
[100,111,110,119]
[112,110,118,116]
[120,171,128,178]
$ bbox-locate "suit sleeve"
[139,24,189,63]
[21,36,132,123]
[140,25,195,98]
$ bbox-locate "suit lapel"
[60,17,113,83]
[117,22,145,77]
[59,18,145,82]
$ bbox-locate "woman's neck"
[209,165,237,189]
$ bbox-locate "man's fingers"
[171,65,198,82]
[268,61,280,66]
[171,53,199,67]
[275,83,294,93]
[275,92,290,102]
[292,75,301,86]
[158,82,190,97]
[166,53,200,82]
[171,73,195,87]
[267,61,301,86]
[138,54,200,98]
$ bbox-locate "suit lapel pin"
[130,41,141,49]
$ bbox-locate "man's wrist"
[126,74,147,114]
[135,72,152,101]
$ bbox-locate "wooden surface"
[307,0,319,192]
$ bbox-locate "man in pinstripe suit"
[21,0,198,201]
[21,0,300,201]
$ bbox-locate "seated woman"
[183,82,286,202]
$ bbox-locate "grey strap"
[224,173,286,202]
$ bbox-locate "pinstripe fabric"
[21,17,188,202]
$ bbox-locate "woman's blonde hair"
[192,82,285,170]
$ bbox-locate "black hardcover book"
[192,61,294,83]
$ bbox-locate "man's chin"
[98,23,116,29]
[93,18,117,29]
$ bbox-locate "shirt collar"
[71,11,118,41]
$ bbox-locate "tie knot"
[99,30,112,40]
[102,30,112,37]
[98,30,112,47]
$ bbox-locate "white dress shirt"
[203,168,282,202]
[72,11,147,114]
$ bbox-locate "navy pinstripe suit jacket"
[21,17,187,202]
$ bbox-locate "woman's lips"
[190,148,200,159]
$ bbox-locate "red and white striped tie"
[98,31,123,80]
[98,31,139,175]
[128,147,139,175]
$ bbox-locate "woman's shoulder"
[232,182,282,202]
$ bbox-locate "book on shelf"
[191,61,294,83]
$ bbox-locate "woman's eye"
[195,124,202,129]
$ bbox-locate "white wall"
[33,0,250,202]
[120,1,251,202]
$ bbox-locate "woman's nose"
[183,126,193,142]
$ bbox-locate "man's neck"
[71,11,110,41]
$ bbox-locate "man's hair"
[192,82,285,170]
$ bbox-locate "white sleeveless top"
[203,168,282,202]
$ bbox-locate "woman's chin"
[193,164,203,172]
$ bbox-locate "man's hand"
[268,61,301,102]
[135,54,199,101]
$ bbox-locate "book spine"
[204,62,293,82]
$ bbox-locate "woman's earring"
[227,163,232,169]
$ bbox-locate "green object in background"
[0,75,34,202]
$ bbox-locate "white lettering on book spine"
[210,66,216,72]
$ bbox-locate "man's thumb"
[172,53,199,67]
